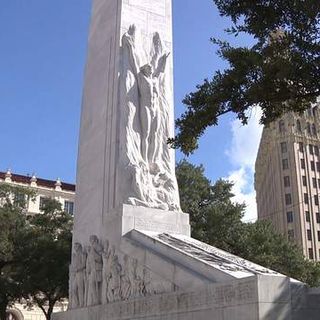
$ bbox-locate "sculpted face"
[128,24,136,36]
[141,64,153,77]
[74,242,82,252]
[89,235,98,245]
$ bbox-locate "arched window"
[312,124,317,136]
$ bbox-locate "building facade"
[0,170,75,320]
[255,103,320,260]
[0,170,75,216]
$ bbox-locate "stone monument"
[54,0,320,319]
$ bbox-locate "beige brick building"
[255,104,320,261]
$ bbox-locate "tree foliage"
[176,160,320,286]
[0,184,72,320]
[0,183,34,320]
[172,0,320,154]
[19,198,72,320]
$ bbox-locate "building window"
[313,178,317,188]
[313,106,318,116]
[315,146,319,156]
[318,231,320,242]
[64,201,74,215]
[284,176,290,188]
[318,179,320,188]
[306,211,311,222]
[283,159,289,170]
[279,120,285,133]
[285,194,292,205]
[14,193,26,206]
[312,124,317,136]
[287,211,293,223]
[309,248,314,259]
[304,194,309,205]
[39,196,47,210]
[307,230,312,241]
[281,142,287,153]
[307,123,312,135]
[297,120,302,133]
[299,142,304,152]
[311,161,315,171]
[315,195,319,206]
[301,159,305,169]
[309,144,314,154]
[302,175,307,186]
[288,230,294,241]
[316,212,320,223]
[317,162,320,172]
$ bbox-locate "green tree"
[232,220,320,286]
[0,184,34,320]
[176,160,320,286]
[171,0,320,154]
[176,160,246,249]
[19,198,72,320]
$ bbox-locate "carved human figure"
[72,242,87,308]
[120,254,132,300]
[137,54,170,165]
[108,254,122,302]
[68,265,76,309]
[101,240,110,304]
[130,258,143,298]
[120,25,181,211]
[142,268,152,296]
[106,246,116,302]
[86,235,103,306]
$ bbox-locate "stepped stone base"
[54,276,291,320]
[54,222,320,320]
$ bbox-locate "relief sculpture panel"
[118,25,181,212]
[69,235,175,309]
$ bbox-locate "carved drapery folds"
[69,235,174,309]
[119,25,181,212]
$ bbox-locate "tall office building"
[255,103,320,260]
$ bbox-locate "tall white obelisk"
[74,0,186,244]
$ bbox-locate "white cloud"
[225,108,263,222]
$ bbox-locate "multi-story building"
[0,170,75,320]
[255,103,320,261]
[0,170,75,216]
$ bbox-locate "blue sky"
[0,1,262,221]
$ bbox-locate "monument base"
[55,227,320,320]
[53,276,296,320]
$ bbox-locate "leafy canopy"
[19,198,72,320]
[0,184,72,320]
[172,0,320,154]
[0,183,35,320]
